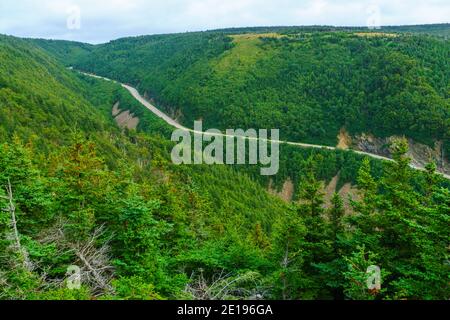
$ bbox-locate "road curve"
[80,71,450,180]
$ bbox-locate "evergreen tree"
[271,207,307,299]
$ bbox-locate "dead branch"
[70,226,115,294]
[1,179,33,271]
[38,222,115,295]
[184,269,263,300]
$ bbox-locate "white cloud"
[0,0,448,43]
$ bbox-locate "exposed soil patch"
[338,183,360,213]
[112,102,121,116]
[268,178,295,202]
[337,128,351,150]
[269,174,360,210]
[111,102,140,130]
[323,175,339,208]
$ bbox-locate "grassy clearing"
[212,33,282,76]
[354,32,398,38]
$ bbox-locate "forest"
[38,26,450,157]
[0,27,449,301]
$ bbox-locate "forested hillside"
[0,32,449,300]
[0,34,289,299]
[38,27,449,160]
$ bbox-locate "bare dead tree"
[1,179,33,271]
[184,269,265,300]
[39,221,115,295]
[280,242,290,300]
[38,217,67,244]
[0,182,113,296]
[1,179,20,250]
[70,226,115,294]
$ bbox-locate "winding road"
[80,71,450,180]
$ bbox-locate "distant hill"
[28,38,95,66]
[211,23,450,38]
[32,25,449,161]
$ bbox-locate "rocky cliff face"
[354,134,449,174]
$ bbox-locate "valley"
[0,24,449,301]
[80,70,450,179]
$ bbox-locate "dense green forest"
[0,30,449,301]
[36,26,449,158]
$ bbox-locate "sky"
[0,0,449,44]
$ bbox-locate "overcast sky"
[0,0,448,43]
